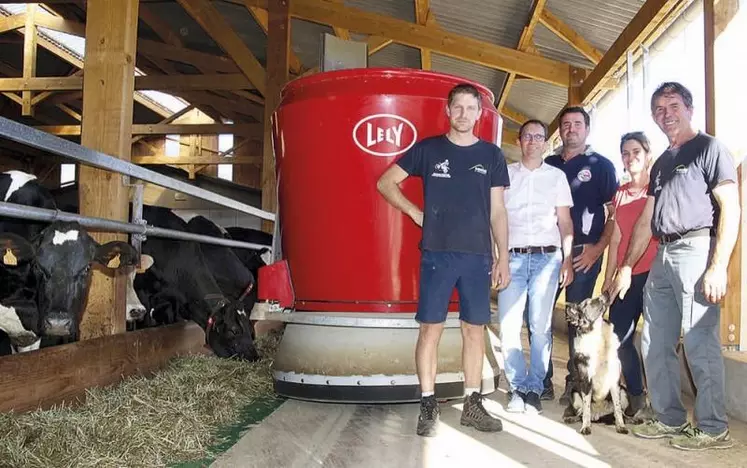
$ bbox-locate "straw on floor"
[0,330,283,468]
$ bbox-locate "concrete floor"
[212,331,747,468]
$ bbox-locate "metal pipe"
[0,201,272,251]
[0,116,275,222]
[130,183,145,256]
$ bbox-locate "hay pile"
[0,330,284,468]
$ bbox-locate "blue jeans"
[498,250,562,395]
[609,271,648,397]
[642,237,727,435]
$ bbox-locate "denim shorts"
[415,250,492,325]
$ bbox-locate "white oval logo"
[352,114,418,157]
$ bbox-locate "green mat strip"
[173,395,286,468]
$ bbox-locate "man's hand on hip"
[408,209,424,227]
[702,264,728,303]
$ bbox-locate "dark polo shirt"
[545,147,618,246]
[648,132,737,238]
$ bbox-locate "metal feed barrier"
[0,116,275,253]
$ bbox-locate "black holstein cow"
[134,206,259,361]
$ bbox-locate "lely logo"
[352,114,418,157]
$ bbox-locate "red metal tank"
[271,68,503,313]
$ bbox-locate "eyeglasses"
[520,133,546,142]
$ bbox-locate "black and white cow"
[134,206,259,361]
[0,221,140,340]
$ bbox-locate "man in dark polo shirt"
[377,83,510,437]
[542,106,619,404]
[611,82,740,451]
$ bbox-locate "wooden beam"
[22,4,37,116]
[57,102,81,121]
[246,5,303,74]
[497,0,547,112]
[262,0,290,233]
[723,165,745,348]
[36,123,262,136]
[704,0,715,135]
[78,0,139,341]
[138,4,184,48]
[0,13,25,34]
[240,0,570,86]
[366,36,392,55]
[568,66,586,105]
[0,322,207,414]
[177,0,267,95]
[131,105,195,144]
[132,155,260,165]
[539,9,604,64]
[502,107,529,125]
[33,11,85,37]
[580,0,681,100]
[0,74,259,92]
[415,1,432,70]
[136,39,240,74]
[502,127,519,146]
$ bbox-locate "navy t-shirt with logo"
[545,149,618,245]
[395,135,510,256]
[648,131,737,238]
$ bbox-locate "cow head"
[0,222,140,338]
[565,292,611,334]
[126,254,154,322]
[203,299,258,361]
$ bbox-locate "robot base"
[259,310,502,404]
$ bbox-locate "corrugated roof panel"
[369,43,420,69]
[543,0,646,53]
[146,2,222,55]
[431,54,507,105]
[506,79,567,124]
[291,19,335,70]
[430,0,530,48]
[344,0,415,22]
[533,23,596,70]
[215,1,269,66]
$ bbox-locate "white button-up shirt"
[504,161,574,249]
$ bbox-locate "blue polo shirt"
[396,135,510,256]
[545,147,618,245]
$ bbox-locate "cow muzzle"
[127,306,147,322]
[42,313,74,336]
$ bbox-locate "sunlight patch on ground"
[420,422,528,468]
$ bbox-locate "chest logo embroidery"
[577,168,592,183]
[470,164,487,175]
[673,164,688,175]
[432,159,451,178]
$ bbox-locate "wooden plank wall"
[0,322,209,413]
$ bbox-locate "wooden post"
[233,136,261,189]
[568,66,586,106]
[261,0,290,233]
[22,4,37,116]
[704,0,716,135]
[78,0,139,340]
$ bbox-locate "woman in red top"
[603,131,658,419]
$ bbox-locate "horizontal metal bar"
[0,201,272,251]
[0,116,275,222]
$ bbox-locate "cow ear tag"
[3,248,17,266]
[107,253,121,269]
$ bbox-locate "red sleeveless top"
[614,183,659,275]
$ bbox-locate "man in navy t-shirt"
[542,106,619,404]
[377,83,510,437]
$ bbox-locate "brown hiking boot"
[416,395,440,437]
[460,392,503,432]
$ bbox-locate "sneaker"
[540,385,555,401]
[416,395,440,437]
[461,392,503,432]
[524,392,542,414]
[669,427,734,451]
[506,392,525,413]
[631,419,691,439]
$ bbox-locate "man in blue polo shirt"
[542,106,619,404]
[377,83,510,437]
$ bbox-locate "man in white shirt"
[498,119,575,414]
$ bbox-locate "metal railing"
[0,116,274,252]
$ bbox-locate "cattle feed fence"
[0,116,275,252]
